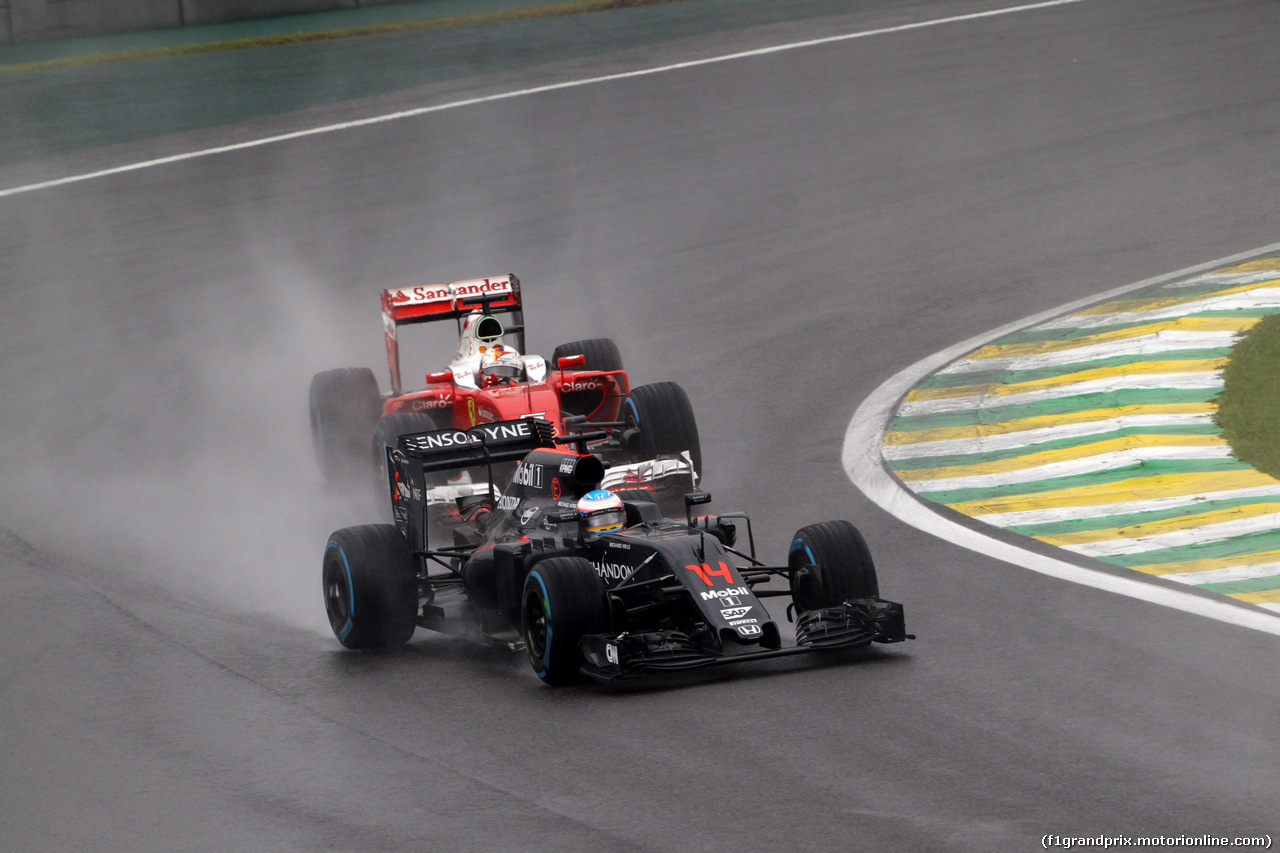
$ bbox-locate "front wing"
[577,596,912,681]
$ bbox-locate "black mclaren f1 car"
[322,418,912,684]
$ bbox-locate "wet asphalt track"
[2,1,1279,850]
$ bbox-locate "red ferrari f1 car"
[309,274,701,514]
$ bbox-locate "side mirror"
[425,370,453,384]
[557,354,587,369]
[684,492,712,525]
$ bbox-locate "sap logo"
[592,562,631,580]
[559,457,578,474]
[561,380,601,392]
[721,606,752,620]
[700,586,749,602]
[736,624,763,636]
[511,462,543,488]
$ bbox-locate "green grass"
[1216,313,1280,478]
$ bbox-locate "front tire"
[521,557,609,685]
[551,338,623,372]
[787,519,879,611]
[553,338,625,419]
[623,381,702,477]
[323,525,418,649]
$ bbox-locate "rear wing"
[397,416,555,474]
[382,275,522,326]
[388,417,556,553]
[381,274,525,394]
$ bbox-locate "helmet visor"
[583,508,626,536]
[481,361,523,380]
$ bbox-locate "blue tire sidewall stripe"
[327,540,356,642]
[526,571,552,678]
[788,537,815,566]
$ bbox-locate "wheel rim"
[323,558,352,633]
[524,589,550,664]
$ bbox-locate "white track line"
[842,242,1280,637]
[0,0,1087,200]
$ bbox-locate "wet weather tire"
[522,557,609,686]
[323,524,418,649]
[551,338,623,372]
[373,411,442,500]
[310,367,381,485]
[623,381,702,476]
[788,520,879,611]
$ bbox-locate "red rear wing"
[381,275,521,327]
[381,274,523,395]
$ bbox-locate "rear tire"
[310,368,381,485]
[323,525,418,649]
[623,381,702,477]
[551,338,623,372]
[788,520,879,611]
[521,557,609,685]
